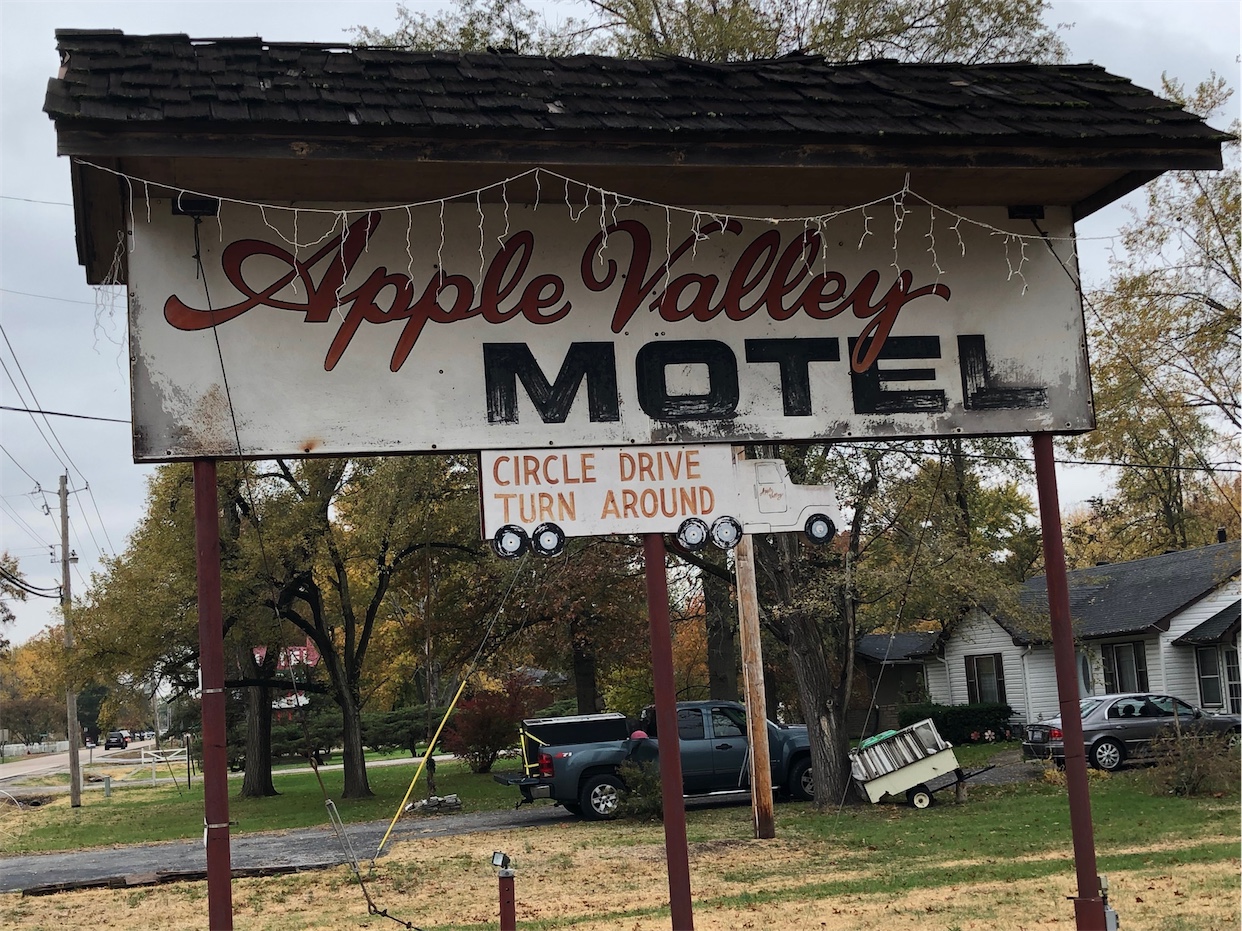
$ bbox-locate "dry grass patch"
[2,818,1237,931]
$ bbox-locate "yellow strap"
[374,677,469,860]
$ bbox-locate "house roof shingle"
[1174,600,1241,646]
[1009,542,1241,642]
[44,31,1230,148]
[857,631,941,663]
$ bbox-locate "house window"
[964,653,1006,704]
[1196,647,1223,707]
[1225,649,1241,714]
[1101,641,1149,693]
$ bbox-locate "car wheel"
[787,757,814,801]
[579,773,624,820]
[1090,737,1125,771]
[906,785,933,809]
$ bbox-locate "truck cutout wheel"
[675,517,710,551]
[803,513,836,544]
[709,516,743,550]
[530,522,566,557]
[492,525,529,559]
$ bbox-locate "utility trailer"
[849,718,991,809]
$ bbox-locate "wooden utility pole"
[732,448,775,839]
[60,474,82,808]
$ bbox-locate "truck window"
[677,709,705,740]
[711,709,745,738]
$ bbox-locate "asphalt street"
[0,804,572,893]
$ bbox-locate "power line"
[0,194,73,207]
[0,404,129,424]
[0,287,102,306]
[0,325,116,554]
[0,443,41,484]
[0,497,53,550]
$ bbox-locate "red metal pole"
[1032,435,1107,930]
[643,533,695,931]
[499,869,516,930]
[193,460,234,931]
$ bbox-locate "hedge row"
[896,702,1017,744]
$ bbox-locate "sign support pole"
[1032,435,1107,930]
[643,533,695,931]
[731,449,776,839]
[193,460,234,931]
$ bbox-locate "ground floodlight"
[709,516,743,550]
[803,513,836,544]
[530,522,566,557]
[675,517,709,551]
[492,525,529,559]
[491,851,511,869]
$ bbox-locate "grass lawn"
[1,766,1237,931]
[0,756,525,854]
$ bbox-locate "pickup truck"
[494,700,813,820]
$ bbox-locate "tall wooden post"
[644,533,695,931]
[60,475,81,808]
[732,449,776,838]
[1032,435,1107,930]
[193,460,233,930]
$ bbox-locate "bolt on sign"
[126,199,1092,461]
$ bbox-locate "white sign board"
[479,445,844,543]
[127,200,1091,461]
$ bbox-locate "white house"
[861,542,1240,725]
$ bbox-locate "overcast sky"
[1,0,1238,648]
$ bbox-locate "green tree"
[1067,76,1239,564]
[355,0,1068,810]
[0,551,27,654]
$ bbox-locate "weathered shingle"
[1009,542,1240,641]
[43,30,1232,146]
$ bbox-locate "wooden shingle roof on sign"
[44,30,1230,282]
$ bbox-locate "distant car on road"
[1023,692,1241,771]
[104,731,127,749]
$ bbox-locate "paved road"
[0,804,572,893]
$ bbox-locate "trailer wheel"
[906,785,933,809]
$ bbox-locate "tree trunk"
[339,686,372,798]
[783,606,852,810]
[570,614,601,713]
[704,570,737,700]
[239,645,278,797]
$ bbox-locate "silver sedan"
[1022,693,1241,771]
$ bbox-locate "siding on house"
[1017,645,1063,722]
[924,657,951,706]
[935,608,1027,719]
[1164,582,1240,705]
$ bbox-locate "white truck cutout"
[479,446,842,557]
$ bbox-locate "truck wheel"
[803,513,836,544]
[906,785,933,809]
[788,757,814,801]
[579,774,624,820]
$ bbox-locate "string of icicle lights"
[78,159,1098,299]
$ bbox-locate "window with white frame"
[1225,648,1240,714]
[964,653,1006,704]
[1101,641,1149,693]
[1195,647,1223,707]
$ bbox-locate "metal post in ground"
[498,867,516,931]
[1032,434,1108,930]
[194,459,234,930]
[643,533,695,931]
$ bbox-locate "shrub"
[617,760,663,821]
[1144,731,1240,797]
[897,702,1015,745]
[442,675,549,773]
